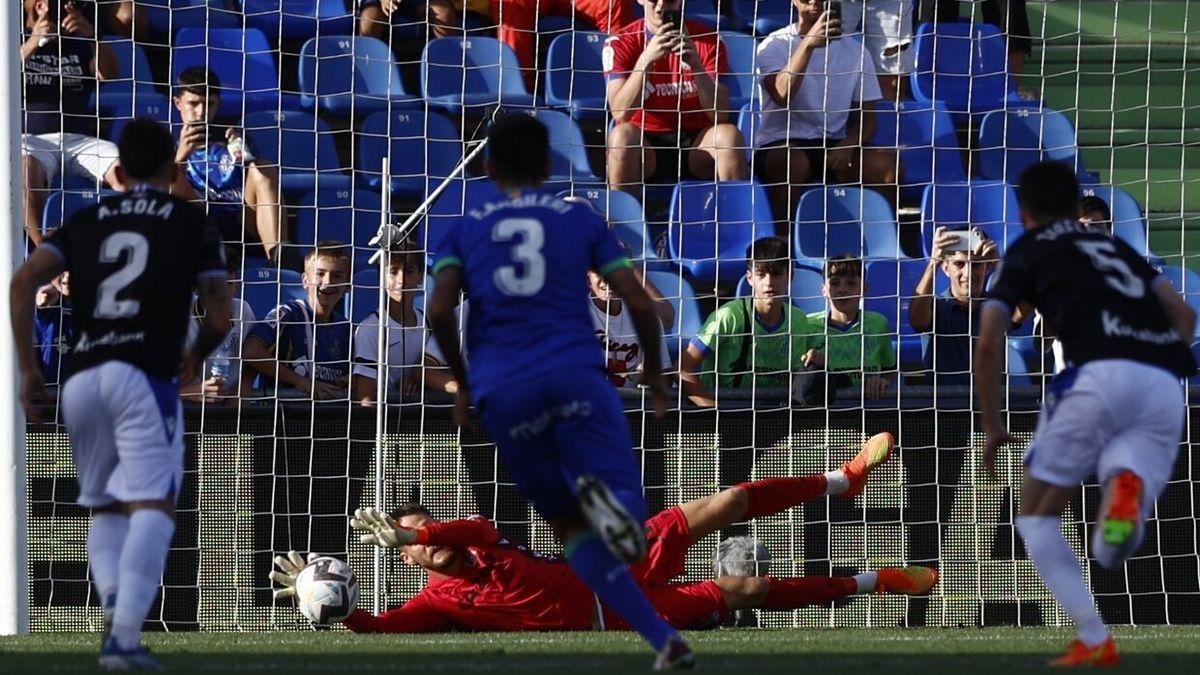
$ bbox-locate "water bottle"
[209,356,232,383]
[227,134,246,164]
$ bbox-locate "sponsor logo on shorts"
[508,399,594,440]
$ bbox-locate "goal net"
[19,0,1199,632]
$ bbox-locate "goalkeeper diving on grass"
[270,432,939,633]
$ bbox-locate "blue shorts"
[478,367,646,522]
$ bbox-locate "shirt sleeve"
[588,211,632,276]
[246,302,291,351]
[755,34,789,78]
[707,32,728,77]
[985,247,1032,313]
[690,302,742,357]
[352,320,379,379]
[603,33,634,80]
[853,38,882,102]
[341,597,450,634]
[413,515,502,547]
[431,218,464,276]
[870,314,897,369]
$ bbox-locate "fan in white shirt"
[588,269,674,388]
[183,257,257,404]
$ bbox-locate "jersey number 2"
[95,232,149,318]
[1075,239,1145,299]
[492,218,545,296]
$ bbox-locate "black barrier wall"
[26,403,1200,630]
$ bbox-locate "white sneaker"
[653,635,695,671]
[576,475,646,563]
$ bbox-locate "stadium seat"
[299,36,422,117]
[41,189,116,232]
[736,101,759,161]
[643,271,704,362]
[731,0,792,35]
[1191,343,1200,386]
[793,187,903,265]
[1079,185,1154,257]
[240,0,355,44]
[294,189,385,269]
[545,32,609,120]
[870,100,967,201]
[863,259,929,367]
[910,21,1018,116]
[676,0,721,28]
[357,110,461,197]
[241,267,306,320]
[719,32,758,111]
[526,110,600,190]
[1161,265,1200,322]
[243,111,353,198]
[91,36,171,123]
[1007,340,1032,388]
[920,181,1022,256]
[735,265,826,315]
[421,37,540,115]
[668,180,776,283]
[172,28,301,116]
[144,0,239,38]
[418,178,502,252]
[978,107,1086,183]
[556,188,656,262]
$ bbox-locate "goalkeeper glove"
[269,550,319,600]
[350,507,417,548]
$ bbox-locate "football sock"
[88,511,130,621]
[111,509,175,651]
[824,470,850,495]
[1016,515,1110,648]
[737,476,829,519]
[853,572,878,594]
[564,531,676,651]
[761,576,857,609]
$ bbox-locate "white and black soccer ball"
[295,557,359,625]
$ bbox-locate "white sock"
[88,512,129,621]
[1016,515,1110,647]
[824,470,849,495]
[853,572,877,594]
[111,509,175,651]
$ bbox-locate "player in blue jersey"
[243,242,352,400]
[427,114,693,670]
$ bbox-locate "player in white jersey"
[10,118,230,670]
[976,161,1197,667]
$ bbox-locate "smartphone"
[662,9,682,30]
[945,229,983,253]
[827,0,843,39]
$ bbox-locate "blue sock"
[565,531,677,651]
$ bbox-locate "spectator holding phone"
[909,226,998,386]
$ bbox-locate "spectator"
[98,1,147,40]
[588,267,674,387]
[359,0,472,40]
[755,0,900,224]
[352,242,458,404]
[840,0,915,101]
[21,0,121,244]
[909,226,998,386]
[921,0,1031,77]
[243,242,353,400]
[680,236,822,407]
[172,67,284,261]
[604,0,747,196]
[33,272,73,387]
[808,255,895,399]
[182,251,257,405]
[1078,194,1112,236]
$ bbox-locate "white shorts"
[22,132,120,187]
[1025,359,1184,505]
[844,0,915,75]
[61,361,184,509]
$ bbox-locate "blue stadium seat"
[920,181,1022,256]
[1079,185,1154,257]
[793,187,902,265]
[41,189,116,232]
[1007,340,1032,388]
[870,100,967,201]
[1191,342,1200,386]
[1160,266,1200,323]
[144,0,239,37]
[172,28,301,116]
[978,107,1084,183]
[719,32,758,110]
[735,265,826,315]
[545,32,609,120]
[643,271,704,362]
[668,180,776,283]
[91,36,170,122]
[417,179,502,252]
[910,21,1018,116]
[243,110,353,198]
[525,110,600,191]
[677,0,721,28]
[731,0,792,35]
[241,267,306,320]
[556,188,655,262]
[357,110,461,197]
[294,190,385,269]
[863,259,930,367]
[299,36,422,117]
[736,101,759,161]
[240,0,355,43]
[421,37,539,115]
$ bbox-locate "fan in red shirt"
[271,433,939,632]
[604,0,748,196]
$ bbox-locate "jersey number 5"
[1075,239,1145,299]
[492,218,545,296]
[95,231,150,318]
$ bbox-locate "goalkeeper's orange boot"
[839,432,895,498]
[1049,637,1120,668]
[875,566,939,595]
[1102,470,1143,546]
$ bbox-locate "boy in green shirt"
[680,237,822,407]
[808,255,896,400]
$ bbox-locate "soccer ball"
[295,557,358,625]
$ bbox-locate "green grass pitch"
[2,627,1199,673]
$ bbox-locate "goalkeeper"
[271,432,938,631]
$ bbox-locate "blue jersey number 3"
[492,217,546,296]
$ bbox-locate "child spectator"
[588,268,674,388]
[808,255,895,399]
[182,250,257,404]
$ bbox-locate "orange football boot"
[1102,470,1143,546]
[840,432,895,498]
[875,566,939,595]
[1049,637,1120,668]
